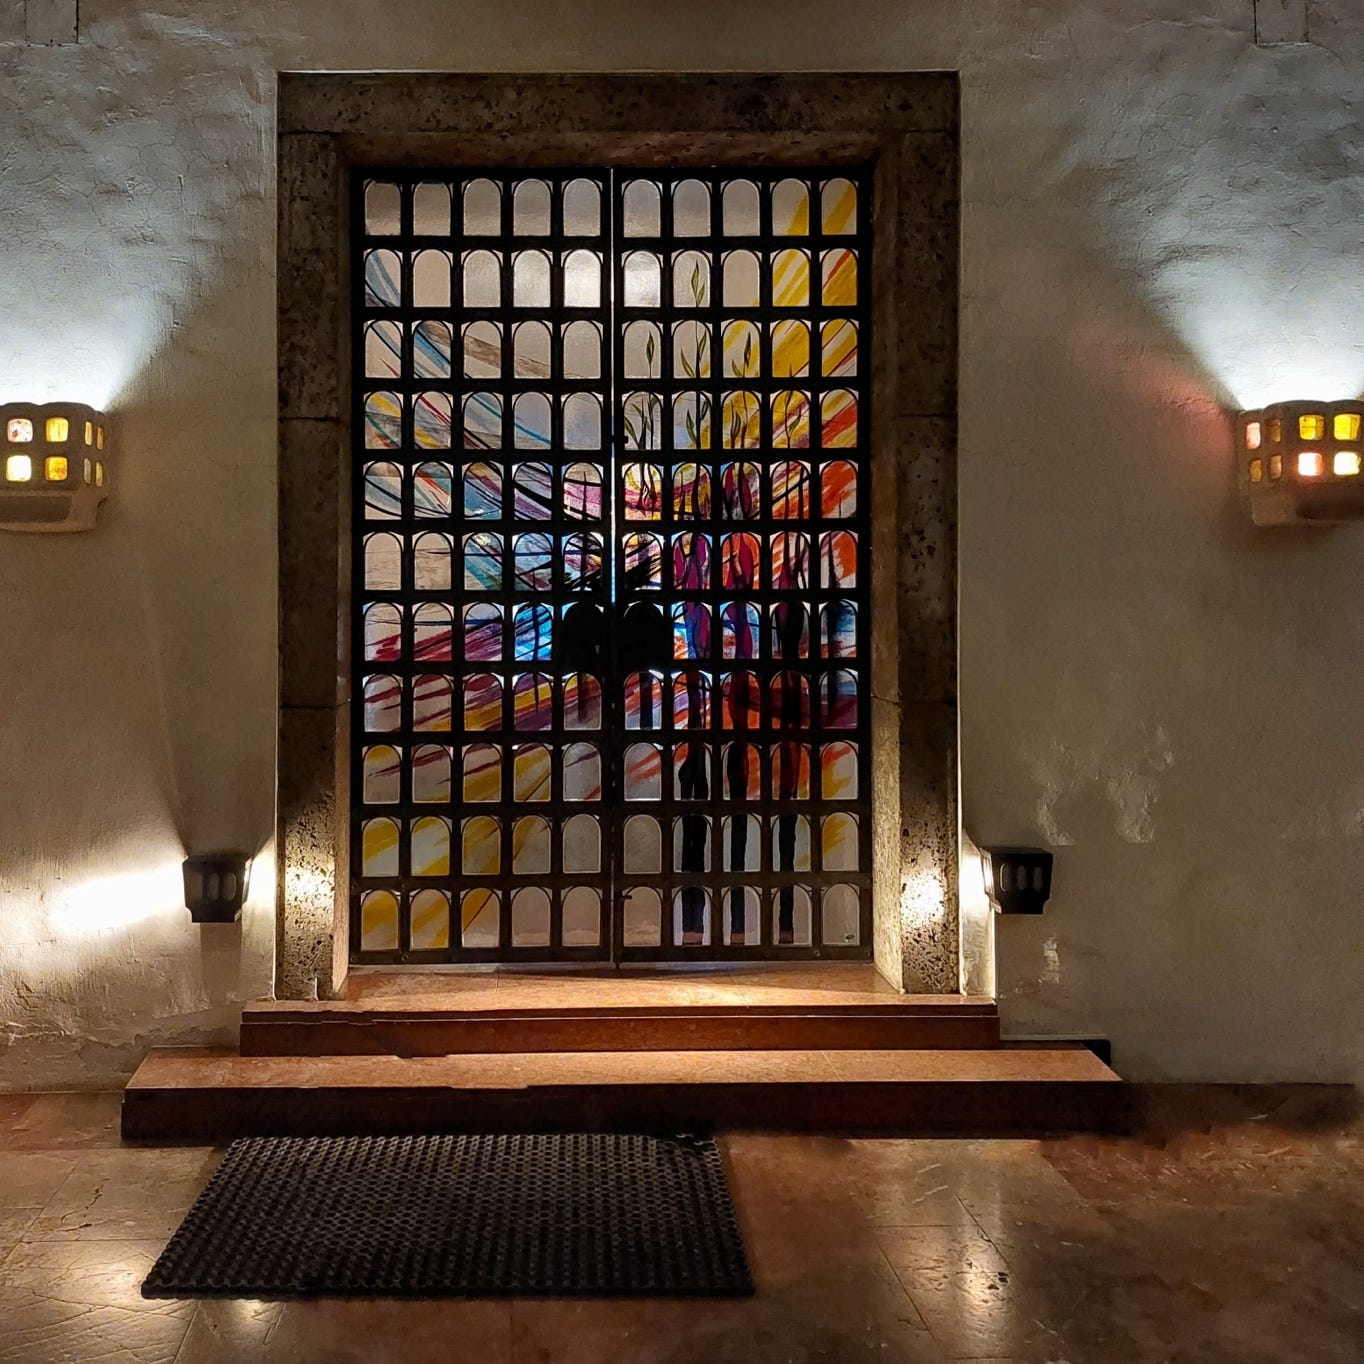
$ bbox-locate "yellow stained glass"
[1334,413,1361,442]
[360,890,400,952]
[96,426,104,450]
[410,889,450,950]
[411,816,451,876]
[513,744,553,802]
[462,816,502,875]
[361,817,399,876]
[1332,451,1360,476]
[771,249,810,308]
[1299,414,1325,440]
[821,249,857,307]
[1248,458,1263,484]
[5,454,32,482]
[821,319,857,378]
[721,391,761,449]
[95,462,105,487]
[84,421,94,445]
[44,456,68,482]
[45,417,69,442]
[821,178,857,235]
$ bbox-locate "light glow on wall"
[48,863,186,937]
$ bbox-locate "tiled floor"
[0,1089,1360,1362]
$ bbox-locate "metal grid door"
[351,167,871,963]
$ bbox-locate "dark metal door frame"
[350,166,872,964]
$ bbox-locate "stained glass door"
[352,168,871,963]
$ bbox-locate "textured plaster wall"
[0,0,1360,1086]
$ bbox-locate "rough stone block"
[279,135,347,421]
[897,417,958,706]
[277,704,347,1000]
[894,131,959,418]
[279,417,348,709]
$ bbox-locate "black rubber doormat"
[143,1133,753,1298]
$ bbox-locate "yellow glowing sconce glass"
[1333,413,1361,442]
[1299,414,1325,441]
[5,454,33,482]
[44,456,68,482]
[1297,451,1323,478]
[45,417,69,443]
[1248,458,1263,484]
[95,461,105,487]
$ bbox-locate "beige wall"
[0,0,1360,1086]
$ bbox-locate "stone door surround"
[276,72,959,1000]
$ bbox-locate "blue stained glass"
[563,533,603,591]
[462,462,501,519]
[671,602,711,661]
[463,532,502,590]
[463,392,502,449]
[513,532,554,591]
[413,321,453,378]
[512,462,553,520]
[721,602,760,660]
[463,603,502,661]
[514,604,554,660]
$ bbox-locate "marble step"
[121,1044,1123,1140]
[240,992,1000,1056]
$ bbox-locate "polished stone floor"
[0,1089,1359,1362]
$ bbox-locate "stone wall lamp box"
[1237,400,1364,526]
[0,402,110,532]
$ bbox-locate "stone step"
[240,993,1000,1056]
[121,1045,1123,1140]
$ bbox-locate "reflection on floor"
[0,1088,1360,1362]
[337,961,912,1010]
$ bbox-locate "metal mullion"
[393,195,417,924]
[545,182,568,955]
[805,178,829,905]
[699,173,728,948]
[605,168,628,960]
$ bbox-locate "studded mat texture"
[142,1133,753,1298]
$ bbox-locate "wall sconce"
[1237,400,1364,526]
[980,847,1053,915]
[1,402,110,533]
[183,854,249,924]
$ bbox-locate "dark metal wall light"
[183,854,249,923]
[980,847,1053,915]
